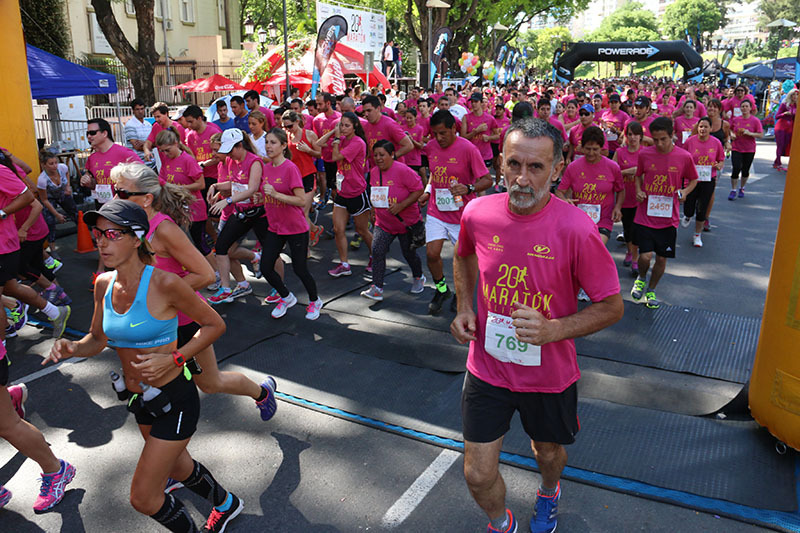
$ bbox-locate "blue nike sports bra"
[103,265,178,349]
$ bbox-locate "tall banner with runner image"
[311,15,348,99]
[493,40,509,85]
[430,27,453,88]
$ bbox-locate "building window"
[155,0,172,20]
[125,0,135,15]
[180,0,194,23]
[218,0,226,28]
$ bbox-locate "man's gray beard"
[509,183,549,209]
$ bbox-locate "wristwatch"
[0,209,7,220]
[172,351,186,366]
[466,184,475,194]
[226,197,233,205]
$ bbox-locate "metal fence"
[73,57,244,107]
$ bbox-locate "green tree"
[589,2,660,42]
[19,0,71,58]
[517,27,572,76]
[661,0,726,41]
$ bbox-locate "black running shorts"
[302,173,316,193]
[633,223,677,258]
[0,356,9,387]
[0,250,21,286]
[461,371,579,445]
[334,190,371,216]
[134,372,200,441]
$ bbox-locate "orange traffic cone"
[74,210,96,253]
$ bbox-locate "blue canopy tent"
[26,44,123,148]
[26,44,117,99]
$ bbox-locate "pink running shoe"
[328,263,352,277]
[33,459,75,513]
[0,486,11,509]
[8,383,27,419]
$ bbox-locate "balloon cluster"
[459,52,480,75]
[482,62,497,81]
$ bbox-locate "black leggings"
[189,220,212,255]
[262,231,318,301]
[371,226,423,288]
[215,213,269,256]
[684,181,715,222]
[620,207,636,244]
[731,151,755,182]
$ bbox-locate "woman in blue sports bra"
[45,199,243,533]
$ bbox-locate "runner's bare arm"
[451,252,479,344]
[45,276,111,364]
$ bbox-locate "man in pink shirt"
[461,94,501,167]
[143,102,187,164]
[183,105,223,201]
[361,95,413,168]
[631,117,698,309]
[313,92,342,203]
[624,96,655,145]
[244,90,276,130]
[451,117,623,533]
[567,104,609,161]
[600,93,628,156]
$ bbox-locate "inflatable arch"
[553,41,704,83]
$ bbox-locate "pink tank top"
[146,212,202,326]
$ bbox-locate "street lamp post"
[257,28,267,54]
[425,0,450,89]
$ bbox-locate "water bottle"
[450,178,464,208]
[110,371,127,401]
[140,382,171,415]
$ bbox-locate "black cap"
[634,96,651,107]
[608,93,621,102]
[84,199,150,239]
[469,93,483,102]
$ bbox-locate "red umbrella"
[189,74,245,93]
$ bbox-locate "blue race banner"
[311,15,348,99]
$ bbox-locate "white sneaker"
[271,293,297,318]
[615,232,625,243]
[680,216,692,228]
[693,234,703,248]
[361,284,384,301]
[305,298,323,320]
[410,275,426,294]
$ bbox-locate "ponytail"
[111,162,194,229]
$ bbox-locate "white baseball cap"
[218,128,244,154]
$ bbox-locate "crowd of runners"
[0,75,795,532]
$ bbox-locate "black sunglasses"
[87,130,101,136]
[116,188,148,200]
[579,111,591,116]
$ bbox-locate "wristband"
[172,351,186,366]
[424,183,432,194]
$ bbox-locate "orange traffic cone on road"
[74,210,96,253]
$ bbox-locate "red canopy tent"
[331,43,390,89]
[172,74,244,92]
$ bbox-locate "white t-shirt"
[37,163,69,192]
[383,45,393,62]
[449,104,468,120]
[249,133,267,157]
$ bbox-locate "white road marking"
[381,448,460,528]
[10,357,85,386]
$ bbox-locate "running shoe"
[41,285,60,304]
[7,302,28,332]
[255,377,277,421]
[44,257,63,274]
[207,273,222,291]
[249,252,262,279]
[487,508,518,533]
[778,166,788,172]
[164,478,183,494]
[328,263,352,277]
[349,235,362,250]
[429,288,452,315]
[309,225,324,247]
[361,284,384,301]
[264,288,281,304]
[728,190,736,201]
[530,483,560,533]
[271,293,297,319]
[645,289,660,309]
[366,256,373,274]
[5,322,16,338]
[229,283,252,300]
[202,492,243,533]
[410,275,426,294]
[8,383,27,419]
[208,288,233,305]
[631,278,646,301]
[680,216,691,228]
[703,219,711,232]
[738,187,745,198]
[50,306,71,339]
[305,299,323,320]
[615,232,626,243]
[577,288,590,302]
[623,252,632,267]
[630,262,639,277]
[693,234,703,248]
[0,486,11,509]
[33,459,75,513]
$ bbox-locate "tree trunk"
[91,0,159,102]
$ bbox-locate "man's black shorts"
[461,371,579,445]
[633,223,677,258]
[0,250,21,286]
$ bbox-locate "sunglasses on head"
[87,129,101,136]
[90,226,133,241]
[116,188,148,200]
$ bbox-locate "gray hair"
[504,118,564,167]
[111,162,194,229]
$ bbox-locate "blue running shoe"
[487,508,517,532]
[255,377,277,421]
[530,482,560,533]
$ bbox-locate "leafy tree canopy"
[589,2,660,42]
[662,0,726,41]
